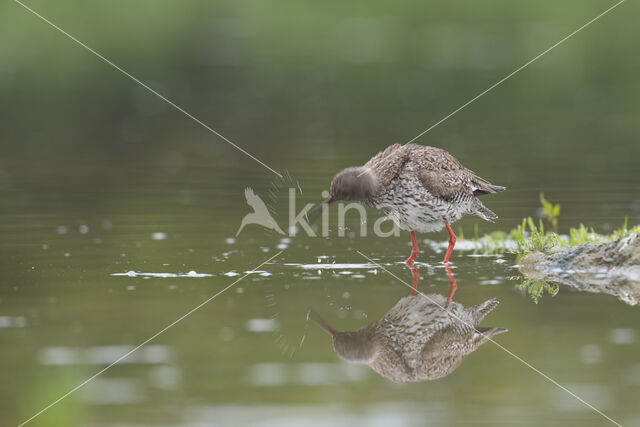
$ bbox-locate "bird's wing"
[363,143,410,188]
[415,326,471,380]
[410,145,483,201]
[244,187,268,211]
[368,339,413,384]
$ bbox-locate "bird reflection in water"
[309,269,507,383]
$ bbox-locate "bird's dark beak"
[305,196,335,224]
[307,309,336,336]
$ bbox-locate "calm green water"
[2,1,640,426]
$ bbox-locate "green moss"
[456,196,638,257]
[514,277,560,304]
[539,192,560,233]
[511,217,562,254]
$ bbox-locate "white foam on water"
[609,328,637,345]
[245,362,370,388]
[149,365,182,390]
[426,237,519,252]
[112,271,213,278]
[38,344,173,365]
[0,316,27,328]
[285,263,377,270]
[551,383,612,412]
[81,378,145,405]
[151,232,167,240]
[579,344,603,364]
[246,318,279,332]
[247,363,287,387]
[243,270,272,277]
[466,253,501,258]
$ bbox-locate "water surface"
[1,1,640,426]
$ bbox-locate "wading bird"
[326,144,505,264]
[309,294,506,383]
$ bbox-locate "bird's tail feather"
[474,327,508,344]
[472,199,498,222]
[472,179,506,196]
[471,299,499,323]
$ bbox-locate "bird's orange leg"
[443,222,456,264]
[444,264,458,306]
[407,262,419,296]
[405,231,419,265]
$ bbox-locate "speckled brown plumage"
[311,294,507,383]
[328,143,505,263]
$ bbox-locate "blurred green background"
[1,1,639,426]
[1,0,639,222]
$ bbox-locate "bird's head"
[332,331,376,364]
[308,309,375,364]
[328,167,379,204]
